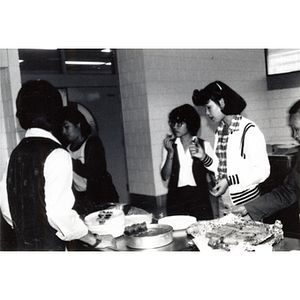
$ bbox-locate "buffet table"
[113,229,300,252]
[273,236,300,251]
[82,203,300,252]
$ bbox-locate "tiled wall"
[0,49,22,177]
[117,49,300,200]
[2,49,300,202]
[117,50,155,197]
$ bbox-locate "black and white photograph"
[1,1,300,299]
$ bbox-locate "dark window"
[18,49,116,75]
[18,49,62,74]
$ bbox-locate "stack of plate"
[158,215,197,231]
[84,209,125,238]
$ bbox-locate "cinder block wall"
[117,49,300,204]
[0,49,22,177]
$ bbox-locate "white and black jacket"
[214,116,270,205]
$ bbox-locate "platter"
[124,224,173,249]
[83,204,153,238]
[125,214,152,227]
[186,214,284,252]
[84,209,125,238]
[158,215,197,230]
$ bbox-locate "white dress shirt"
[161,137,218,187]
[0,128,88,241]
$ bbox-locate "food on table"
[124,224,173,249]
[187,214,284,251]
[84,209,125,238]
[124,207,153,227]
[124,222,148,236]
[96,210,113,225]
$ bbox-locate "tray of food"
[124,222,173,249]
[186,214,284,252]
[84,204,154,238]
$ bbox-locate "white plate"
[84,209,125,238]
[158,215,197,231]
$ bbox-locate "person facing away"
[192,81,270,217]
[62,106,119,217]
[161,104,218,220]
[231,100,300,222]
[0,80,115,251]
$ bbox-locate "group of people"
[161,81,300,229]
[1,78,300,251]
[0,80,118,251]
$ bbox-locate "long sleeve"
[245,168,300,221]
[71,136,118,204]
[223,121,270,189]
[44,148,88,241]
[203,140,218,175]
[72,137,107,180]
[0,161,13,227]
[235,125,270,187]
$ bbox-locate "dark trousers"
[167,186,213,221]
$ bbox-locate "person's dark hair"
[16,80,63,132]
[289,100,300,115]
[192,81,246,115]
[62,106,92,138]
[169,104,200,136]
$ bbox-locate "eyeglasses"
[169,121,185,128]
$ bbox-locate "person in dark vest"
[0,80,116,251]
[160,104,218,220]
[62,106,119,217]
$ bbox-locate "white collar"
[25,128,61,145]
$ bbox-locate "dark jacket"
[245,152,300,221]
[72,136,119,215]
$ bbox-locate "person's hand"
[94,234,117,250]
[230,205,248,216]
[210,178,228,197]
[163,134,175,154]
[189,142,205,160]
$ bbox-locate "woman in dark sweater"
[62,106,119,217]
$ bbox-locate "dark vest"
[167,138,209,197]
[7,137,66,251]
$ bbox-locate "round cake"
[84,209,125,238]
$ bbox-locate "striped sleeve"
[201,154,213,167]
[227,174,239,186]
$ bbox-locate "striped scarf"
[215,115,242,181]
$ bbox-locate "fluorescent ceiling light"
[65,61,110,65]
[101,48,111,52]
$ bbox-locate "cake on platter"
[124,206,153,227]
[84,209,125,238]
[186,214,284,252]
